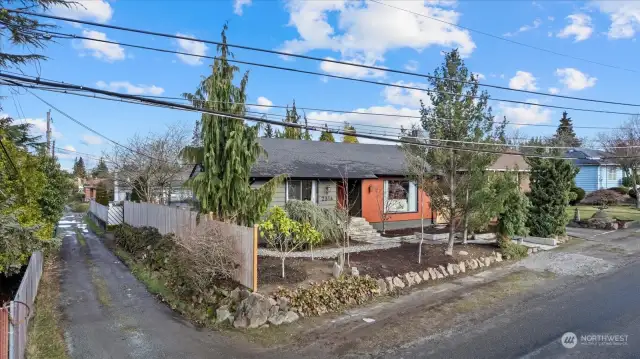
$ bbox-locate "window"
[607,167,617,181]
[383,180,417,213]
[286,180,317,203]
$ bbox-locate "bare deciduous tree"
[599,115,640,209]
[105,124,188,204]
[373,181,405,234]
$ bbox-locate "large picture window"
[383,180,417,213]
[286,180,317,203]
[607,167,617,181]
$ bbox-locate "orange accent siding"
[361,179,432,223]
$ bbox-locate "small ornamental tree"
[259,207,321,278]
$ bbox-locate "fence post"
[253,224,258,292]
[0,306,8,359]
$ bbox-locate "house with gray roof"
[565,148,623,192]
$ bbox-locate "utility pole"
[51,140,55,157]
[45,109,52,154]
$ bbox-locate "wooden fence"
[1,251,44,359]
[89,201,123,226]
[123,201,258,290]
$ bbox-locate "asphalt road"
[384,259,640,359]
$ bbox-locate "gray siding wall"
[252,179,337,210]
[317,180,337,209]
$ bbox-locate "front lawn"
[566,205,640,222]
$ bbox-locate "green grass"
[84,215,105,236]
[566,205,640,221]
[26,255,70,359]
[69,201,89,213]
[75,229,86,247]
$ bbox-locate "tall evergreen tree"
[73,156,86,178]
[303,114,312,140]
[0,116,43,150]
[91,157,109,178]
[553,111,581,147]
[263,123,274,138]
[319,124,335,142]
[191,119,202,146]
[276,101,303,140]
[342,122,358,143]
[180,24,284,226]
[526,155,577,237]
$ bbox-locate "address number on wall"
[320,196,334,202]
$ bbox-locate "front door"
[348,179,362,217]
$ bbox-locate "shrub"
[284,200,344,245]
[113,224,162,258]
[0,211,44,275]
[166,221,238,300]
[630,188,637,199]
[609,187,630,195]
[581,189,624,209]
[622,175,640,188]
[276,276,379,317]
[498,240,529,260]
[569,187,586,205]
[69,202,89,213]
[497,191,530,239]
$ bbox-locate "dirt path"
[58,213,265,359]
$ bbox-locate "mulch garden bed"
[258,256,334,287]
[381,225,452,238]
[348,242,498,278]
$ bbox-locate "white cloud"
[320,57,386,78]
[81,134,103,146]
[52,0,113,23]
[555,68,597,90]
[18,118,62,139]
[498,99,552,128]
[251,96,273,112]
[508,71,538,91]
[96,81,164,95]
[57,145,77,159]
[176,33,208,65]
[557,14,593,42]
[548,87,560,94]
[79,30,125,61]
[548,16,555,21]
[234,0,253,15]
[472,72,486,81]
[382,81,431,108]
[595,0,640,39]
[308,105,421,143]
[279,0,475,66]
[404,60,419,72]
[503,18,542,37]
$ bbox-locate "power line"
[20,31,640,117]
[0,73,619,129]
[3,72,636,160]
[370,0,639,74]
[7,10,640,107]
[0,136,20,176]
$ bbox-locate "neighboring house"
[565,148,624,192]
[191,138,434,231]
[112,166,194,207]
[487,153,531,192]
[83,178,104,202]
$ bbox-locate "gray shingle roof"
[564,148,616,165]
[251,138,410,179]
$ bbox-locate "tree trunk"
[281,256,286,278]
[418,190,424,264]
[462,186,469,244]
[446,168,456,256]
[633,168,640,209]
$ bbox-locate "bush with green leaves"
[499,240,529,260]
[630,188,637,199]
[497,190,530,240]
[0,209,44,275]
[276,275,379,317]
[622,175,640,188]
[284,199,344,245]
[259,206,322,278]
[569,187,586,205]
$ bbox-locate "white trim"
[285,179,318,204]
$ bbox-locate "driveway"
[58,213,268,359]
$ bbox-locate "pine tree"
[91,158,109,178]
[319,124,335,142]
[526,155,578,237]
[191,119,202,146]
[263,123,274,138]
[180,24,284,226]
[277,101,303,140]
[73,156,86,178]
[342,122,358,143]
[553,111,582,147]
[303,114,312,140]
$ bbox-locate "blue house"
[565,149,624,193]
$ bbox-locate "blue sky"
[2,0,640,171]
